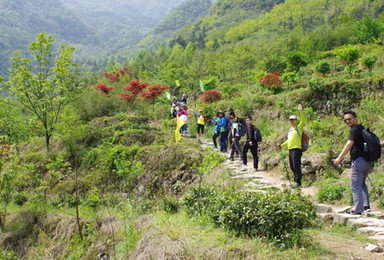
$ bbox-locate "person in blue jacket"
[217,109,229,152]
[212,117,221,149]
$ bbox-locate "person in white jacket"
[180,111,188,137]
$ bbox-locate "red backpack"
[301,131,310,152]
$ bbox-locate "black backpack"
[254,127,262,142]
[362,128,382,162]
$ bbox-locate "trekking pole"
[367,175,384,207]
[280,149,291,183]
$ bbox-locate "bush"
[316,61,331,76]
[258,72,283,94]
[336,45,360,78]
[200,89,222,103]
[354,15,383,44]
[317,178,347,203]
[361,54,378,74]
[183,187,317,247]
[287,52,308,74]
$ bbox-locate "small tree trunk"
[0,215,4,231]
[75,168,84,242]
[45,132,50,153]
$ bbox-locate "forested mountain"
[126,0,384,91]
[0,0,96,75]
[136,0,213,52]
[60,0,187,51]
[0,0,190,76]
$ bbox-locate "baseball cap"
[289,115,297,120]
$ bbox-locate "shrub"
[95,83,113,94]
[354,15,383,44]
[317,178,347,203]
[361,54,378,74]
[200,89,222,103]
[287,52,308,74]
[336,45,360,78]
[183,187,317,247]
[316,61,331,77]
[258,72,283,94]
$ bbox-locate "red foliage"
[120,80,149,102]
[104,67,132,82]
[141,85,169,100]
[258,72,282,88]
[120,93,136,102]
[95,83,114,94]
[200,89,222,103]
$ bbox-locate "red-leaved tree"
[105,67,133,82]
[258,72,282,93]
[200,89,222,103]
[140,85,169,100]
[120,80,149,102]
[95,83,114,94]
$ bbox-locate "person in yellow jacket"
[191,109,207,142]
[278,104,305,189]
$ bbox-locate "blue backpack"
[238,123,246,136]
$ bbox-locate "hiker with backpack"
[278,104,305,189]
[229,115,242,160]
[217,109,230,153]
[242,116,262,171]
[191,109,207,142]
[179,110,188,137]
[333,110,381,215]
[211,117,221,150]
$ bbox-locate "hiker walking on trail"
[180,111,188,137]
[181,93,188,104]
[334,111,373,215]
[278,104,305,189]
[212,117,220,149]
[191,109,206,142]
[229,116,242,161]
[242,116,261,171]
[217,109,229,153]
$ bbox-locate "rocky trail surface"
[201,139,384,259]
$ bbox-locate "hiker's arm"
[280,141,288,148]
[334,140,355,166]
[298,110,305,132]
[192,110,199,117]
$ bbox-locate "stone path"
[201,139,384,254]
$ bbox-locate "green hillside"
[3,0,384,259]
[61,0,187,50]
[0,0,96,75]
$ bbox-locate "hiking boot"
[212,146,217,149]
[364,206,371,213]
[346,210,362,216]
[289,183,301,189]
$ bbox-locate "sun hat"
[289,115,297,120]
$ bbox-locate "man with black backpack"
[229,116,242,161]
[242,116,262,171]
[278,104,305,189]
[334,110,381,215]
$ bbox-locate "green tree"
[336,45,360,78]
[5,33,82,152]
[282,72,300,91]
[287,52,308,74]
[354,15,383,44]
[316,61,331,77]
[361,54,378,74]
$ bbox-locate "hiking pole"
[367,175,384,207]
[280,150,291,183]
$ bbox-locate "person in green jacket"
[278,104,305,189]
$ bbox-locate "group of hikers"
[169,93,381,215]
